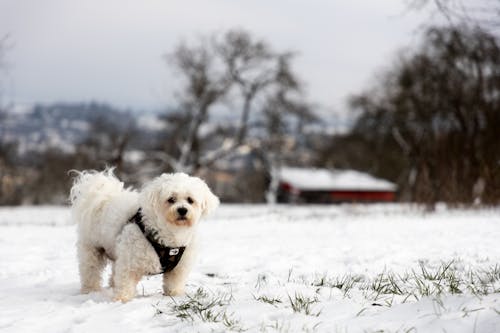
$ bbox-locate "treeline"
[0,100,320,204]
[0,30,320,205]
[320,25,500,205]
[1,25,499,205]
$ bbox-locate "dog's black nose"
[177,207,188,216]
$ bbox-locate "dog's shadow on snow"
[70,287,115,303]
[66,284,170,305]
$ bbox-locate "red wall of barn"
[330,191,395,201]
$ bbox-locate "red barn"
[277,167,397,203]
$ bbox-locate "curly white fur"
[70,169,219,302]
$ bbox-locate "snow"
[124,150,147,164]
[0,204,499,332]
[137,115,165,131]
[279,167,397,191]
[9,104,34,115]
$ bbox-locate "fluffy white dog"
[69,169,219,302]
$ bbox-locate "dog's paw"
[112,294,133,303]
[163,288,185,297]
[80,286,101,294]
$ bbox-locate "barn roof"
[279,167,397,191]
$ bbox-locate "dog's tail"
[69,168,125,225]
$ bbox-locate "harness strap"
[129,209,186,274]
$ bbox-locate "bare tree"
[0,34,10,125]
[338,25,500,204]
[159,29,308,176]
[257,65,315,203]
[162,39,231,172]
[216,30,286,144]
[409,0,500,33]
[76,114,135,176]
[0,34,15,205]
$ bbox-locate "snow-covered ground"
[0,204,499,332]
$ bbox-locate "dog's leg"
[162,246,196,296]
[163,269,189,296]
[78,243,106,293]
[112,259,143,302]
[108,261,116,288]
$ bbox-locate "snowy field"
[0,204,499,332]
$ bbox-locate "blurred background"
[0,0,499,206]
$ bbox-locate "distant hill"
[1,101,342,158]
[0,102,161,154]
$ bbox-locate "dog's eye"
[187,197,194,204]
[167,197,176,204]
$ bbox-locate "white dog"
[69,169,219,302]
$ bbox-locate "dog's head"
[140,173,219,228]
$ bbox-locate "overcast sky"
[0,0,432,113]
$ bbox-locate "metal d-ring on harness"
[128,208,186,274]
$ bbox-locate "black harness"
[128,208,186,274]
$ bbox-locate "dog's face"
[140,173,219,228]
[162,190,201,227]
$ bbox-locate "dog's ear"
[200,182,219,217]
[140,182,159,212]
[140,175,172,213]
